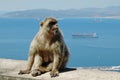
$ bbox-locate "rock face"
[0,58,120,80]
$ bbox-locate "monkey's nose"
[54,24,58,29]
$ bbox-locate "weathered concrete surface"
[0,58,120,80]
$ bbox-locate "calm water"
[0,18,120,67]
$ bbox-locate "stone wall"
[0,58,120,80]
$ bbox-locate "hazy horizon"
[0,0,120,11]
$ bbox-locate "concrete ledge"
[0,58,120,80]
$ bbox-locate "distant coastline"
[60,16,120,19]
[0,6,120,19]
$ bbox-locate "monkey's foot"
[50,70,59,77]
[18,70,30,75]
[31,69,41,77]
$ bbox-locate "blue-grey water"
[0,18,120,68]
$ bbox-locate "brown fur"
[18,17,69,77]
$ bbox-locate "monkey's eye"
[49,22,56,26]
[48,22,57,29]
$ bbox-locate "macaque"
[18,17,69,77]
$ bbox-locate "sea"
[0,18,120,71]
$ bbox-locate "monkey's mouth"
[54,30,60,36]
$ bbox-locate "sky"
[0,0,120,11]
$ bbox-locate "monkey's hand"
[31,69,41,77]
[50,69,59,77]
[18,69,30,75]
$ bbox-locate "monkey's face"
[49,23,59,36]
[41,17,60,36]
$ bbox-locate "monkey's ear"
[40,22,44,27]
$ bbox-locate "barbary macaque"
[18,17,69,77]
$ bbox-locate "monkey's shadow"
[60,68,77,73]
